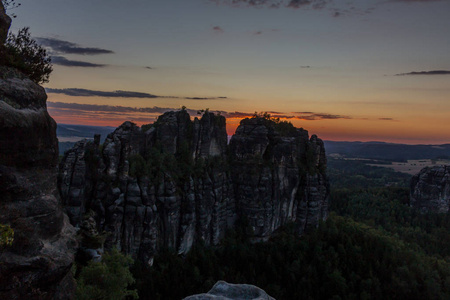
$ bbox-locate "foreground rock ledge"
[0,66,77,298]
[183,281,275,300]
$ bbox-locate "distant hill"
[324,141,450,161]
[57,124,115,154]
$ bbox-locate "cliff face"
[58,111,329,263]
[410,166,450,213]
[0,67,77,299]
[230,118,328,239]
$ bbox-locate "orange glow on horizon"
[49,106,450,145]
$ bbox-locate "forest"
[113,159,449,299]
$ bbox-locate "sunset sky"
[8,0,450,144]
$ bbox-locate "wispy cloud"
[292,112,352,120]
[46,88,227,100]
[213,26,224,33]
[287,0,328,9]
[48,103,395,130]
[185,97,227,100]
[395,70,450,76]
[212,0,330,9]
[211,1,395,16]
[390,0,444,3]
[36,37,114,55]
[46,88,159,98]
[51,56,107,68]
[48,102,184,113]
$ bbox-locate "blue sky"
[8,0,450,143]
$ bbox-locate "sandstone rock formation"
[0,2,11,44]
[0,6,77,295]
[410,165,450,213]
[230,117,328,239]
[59,110,329,264]
[183,281,275,300]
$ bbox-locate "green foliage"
[4,27,52,83]
[300,143,318,176]
[0,224,14,247]
[328,157,450,258]
[327,157,410,189]
[129,154,147,178]
[132,154,450,300]
[76,248,138,300]
[78,211,108,249]
[331,187,450,258]
[133,214,450,300]
[251,112,297,136]
[141,123,153,132]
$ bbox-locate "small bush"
[4,27,52,84]
[76,248,138,300]
[0,224,14,247]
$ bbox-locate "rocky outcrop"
[183,281,275,300]
[230,118,328,239]
[58,111,329,264]
[0,66,77,298]
[0,2,11,44]
[410,166,450,213]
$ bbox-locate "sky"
[7,0,450,144]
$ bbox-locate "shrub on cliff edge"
[3,27,52,84]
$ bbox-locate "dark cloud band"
[395,70,450,76]
[46,88,226,100]
[47,102,393,122]
[46,88,159,98]
[37,37,114,55]
[51,56,107,68]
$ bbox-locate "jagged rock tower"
[59,110,329,264]
[0,3,77,298]
[410,166,450,213]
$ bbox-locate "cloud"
[46,88,227,100]
[51,56,107,68]
[185,97,219,100]
[292,112,352,120]
[48,103,392,128]
[212,0,328,9]
[390,0,444,2]
[47,102,201,116]
[212,0,335,10]
[287,0,329,9]
[46,88,159,98]
[223,111,353,120]
[211,0,378,16]
[36,37,114,55]
[213,26,224,33]
[395,70,450,76]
